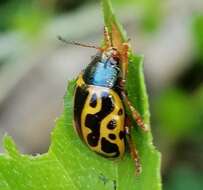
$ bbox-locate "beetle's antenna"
[58,36,101,50]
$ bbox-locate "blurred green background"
[0,0,202,189]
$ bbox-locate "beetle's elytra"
[60,26,148,175]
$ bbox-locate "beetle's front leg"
[125,117,142,175]
[121,90,149,132]
[104,26,112,48]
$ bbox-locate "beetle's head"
[102,47,120,65]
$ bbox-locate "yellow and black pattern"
[74,75,125,158]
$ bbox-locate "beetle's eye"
[112,56,119,64]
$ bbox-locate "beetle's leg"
[120,42,129,80]
[125,117,142,175]
[103,26,112,49]
[121,91,149,132]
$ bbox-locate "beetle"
[58,26,148,174]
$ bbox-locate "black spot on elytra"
[89,93,97,107]
[85,114,98,127]
[85,91,115,147]
[100,92,114,114]
[74,86,89,138]
[107,119,116,130]
[87,133,98,147]
[85,114,100,146]
[118,108,123,115]
[109,134,116,140]
[101,137,119,157]
[119,131,125,140]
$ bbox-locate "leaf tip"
[102,0,114,25]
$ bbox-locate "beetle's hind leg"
[121,91,149,132]
[125,117,142,175]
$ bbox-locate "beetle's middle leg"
[121,90,149,132]
[125,116,142,175]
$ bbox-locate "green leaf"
[102,0,127,41]
[0,0,161,189]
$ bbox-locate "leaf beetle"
[59,26,148,174]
